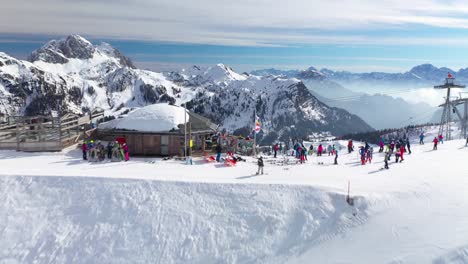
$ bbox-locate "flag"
[255,115,261,133]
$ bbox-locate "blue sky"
[2,0,468,73]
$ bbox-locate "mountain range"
[0,35,373,143]
[251,66,440,129]
[252,64,468,88]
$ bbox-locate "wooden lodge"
[97,108,219,157]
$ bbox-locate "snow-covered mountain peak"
[176,64,246,86]
[27,35,135,70]
[204,64,246,83]
[298,67,325,80]
[28,34,96,64]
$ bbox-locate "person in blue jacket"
[419,132,425,145]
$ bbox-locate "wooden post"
[188,122,192,157]
[15,117,20,151]
[202,134,206,153]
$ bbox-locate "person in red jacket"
[399,144,405,162]
[273,143,279,158]
[438,134,444,144]
[82,141,88,160]
[433,137,439,150]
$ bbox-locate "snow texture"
[0,125,468,263]
[100,104,189,132]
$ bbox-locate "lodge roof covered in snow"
[99,104,218,134]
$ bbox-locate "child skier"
[273,143,279,158]
[82,140,88,160]
[419,132,425,145]
[406,139,412,154]
[438,134,444,144]
[347,140,354,153]
[327,145,333,156]
[384,145,390,169]
[366,147,373,164]
[359,146,366,165]
[123,143,129,161]
[399,144,405,162]
[334,148,339,165]
[216,144,222,162]
[107,142,113,160]
[256,156,264,175]
[317,144,323,156]
[433,137,439,150]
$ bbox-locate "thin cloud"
[3,0,468,46]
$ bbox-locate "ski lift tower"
[439,96,468,139]
[434,73,465,140]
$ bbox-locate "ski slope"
[1,137,468,263]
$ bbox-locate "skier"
[359,146,366,165]
[366,147,373,164]
[438,134,444,144]
[82,140,88,160]
[123,143,129,161]
[347,140,354,153]
[279,143,283,154]
[327,145,333,156]
[390,140,395,152]
[332,144,336,155]
[384,145,390,169]
[386,143,394,161]
[297,144,303,163]
[317,144,323,156]
[395,151,401,163]
[433,137,439,150]
[302,143,308,161]
[406,139,412,154]
[273,143,279,158]
[308,144,314,155]
[379,139,384,153]
[256,156,264,175]
[419,132,425,145]
[111,142,120,162]
[106,141,113,160]
[399,143,405,162]
[96,141,105,161]
[334,147,339,165]
[364,142,370,152]
[216,144,222,162]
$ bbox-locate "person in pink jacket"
[123,143,130,161]
[317,144,323,156]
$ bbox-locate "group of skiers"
[272,141,340,165]
[419,132,444,150]
[358,142,374,165]
[82,140,130,162]
[382,139,409,169]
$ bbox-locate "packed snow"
[99,104,189,132]
[1,125,468,263]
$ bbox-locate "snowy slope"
[1,126,468,263]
